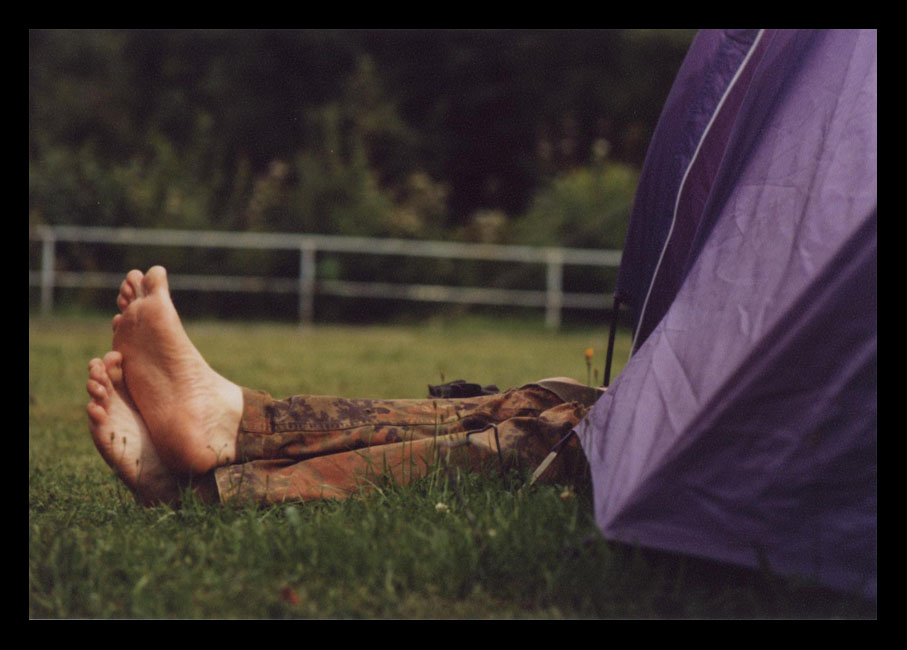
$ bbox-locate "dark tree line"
[30,29,693,233]
[29,29,695,320]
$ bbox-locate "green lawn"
[29,313,874,619]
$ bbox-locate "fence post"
[40,227,56,316]
[545,249,564,329]
[299,239,316,324]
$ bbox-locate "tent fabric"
[576,29,877,598]
[618,29,770,350]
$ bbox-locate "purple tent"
[575,29,877,598]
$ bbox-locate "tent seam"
[630,29,766,358]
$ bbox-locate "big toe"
[142,265,170,296]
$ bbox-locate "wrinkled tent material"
[575,29,877,598]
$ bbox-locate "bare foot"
[86,351,181,506]
[112,266,243,477]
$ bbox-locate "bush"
[512,158,638,250]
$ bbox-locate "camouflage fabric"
[213,383,599,505]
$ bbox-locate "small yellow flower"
[435,502,449,513]
[584,348,595,360]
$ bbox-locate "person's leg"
[213,384,593,505]
[112,266,244,477]
[102,265,596,507]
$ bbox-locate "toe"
[103,351,125,385]
[88,358,106,382]
[142,265,169,295]
[119,277,134,300]
[89,354,117,394]
[86,400,108,426]
[86,378,107,402]
[125,270,145,299]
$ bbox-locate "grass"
[29,311,876,619]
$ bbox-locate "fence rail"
[28,225,621,328]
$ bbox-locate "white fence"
[28,225,621,328]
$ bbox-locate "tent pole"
[603,295,621,387]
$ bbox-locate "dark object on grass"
[428,379,500,399]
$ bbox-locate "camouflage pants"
[212,382,601,505]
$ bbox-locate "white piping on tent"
[629,29,767,359]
